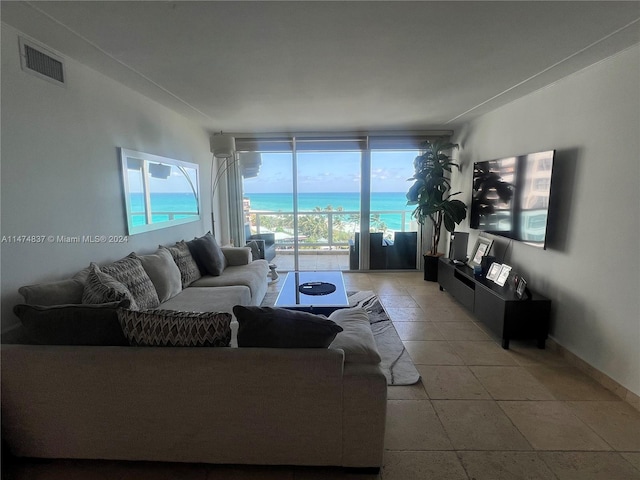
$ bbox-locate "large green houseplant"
[407,140,467,279]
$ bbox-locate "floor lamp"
[210,133,236,233]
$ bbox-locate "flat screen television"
[470,150,555,249]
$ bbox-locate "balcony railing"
[248,209,415,251]
[131,211,199,226]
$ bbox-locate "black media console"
[437,257,551,349]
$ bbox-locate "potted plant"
[406,139,467,281]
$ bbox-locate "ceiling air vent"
[19,38,65,86]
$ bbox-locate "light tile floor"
[4,272,640,479]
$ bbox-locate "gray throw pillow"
[134,247,182,303]
[187,232,226,276]
[82,263,139,309]
[14,300,130,346]
[117,309,232,347]
[233,305,343,348]
[167,241,202,288]
[102,254,160,310]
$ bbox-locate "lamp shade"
[239,152,262,178]
[210,134,236,159]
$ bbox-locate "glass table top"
[274,271,348,308]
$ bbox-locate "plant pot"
[423,254,443,282]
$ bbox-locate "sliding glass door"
[295,150,361,271]
[368,150,420,270]
[237,135,442,272]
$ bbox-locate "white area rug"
[261,290,421,386]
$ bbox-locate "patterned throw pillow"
[167,241,202,288]
[117,309,232,347]
[102,254,160,310]
[82,263,139,309]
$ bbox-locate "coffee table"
[274,271,349,315]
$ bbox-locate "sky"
[243,150,419,194]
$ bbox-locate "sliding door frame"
[231,131,452,271]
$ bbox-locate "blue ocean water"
[245,192,414,231]
[130,192,199,225]
[129,192,415,231]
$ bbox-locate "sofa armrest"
[342,363,388,468]
[222,246,251,266]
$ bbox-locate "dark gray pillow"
[187,232,227,277]
[233,305,343,348]
[14,300,130,346]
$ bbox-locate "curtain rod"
[218,130,454,140]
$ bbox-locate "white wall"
[1,25,216,330]
[451,45,640,395]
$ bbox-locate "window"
[235,133,450,270]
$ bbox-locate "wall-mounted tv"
[470,150,555,249]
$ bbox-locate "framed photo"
[467,237,494,268]
[515,275,528,299]
[486,262,502,282]
[495,264,512,287]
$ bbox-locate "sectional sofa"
[1,235,387,470]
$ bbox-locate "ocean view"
[245,192,414,231]
[130,192,199,226]
[130,192,416,231]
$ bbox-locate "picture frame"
[467,237,494,268]
[495,264,512,287]
[515,275,528,299]
[486,262,502,282]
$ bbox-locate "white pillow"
[329,308,382,365]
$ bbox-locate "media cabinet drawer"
[474,285,506,337]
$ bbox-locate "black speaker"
[449,232,469,262]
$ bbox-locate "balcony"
[248,209,418,272]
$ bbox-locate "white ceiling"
[2,1,639,135]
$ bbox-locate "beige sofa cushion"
[329,308,381,365]
[135,247,182,302]
[159,285,251,314]
[190,260,269,304]
[19,278,85,305]
[221,246,252,266]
